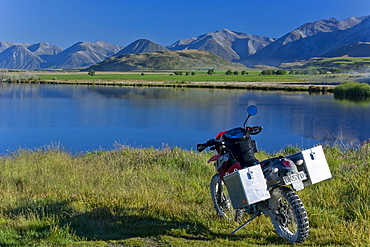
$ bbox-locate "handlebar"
[197,139,223,152]
[197,126,262,152]
[247,126,263,135]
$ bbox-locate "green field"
[0,144,368,246]
[36,71,308,83]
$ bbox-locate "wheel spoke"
[268,187,309,243]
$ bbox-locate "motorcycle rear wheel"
[267,186,309,243]
[210,174,243,222]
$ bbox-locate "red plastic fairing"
[215,131,227,154]
[216,131,227,140]
[220,162,242,181]
[208,155,220,163]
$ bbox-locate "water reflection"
[334,94,370,106]
[0,83,369,154]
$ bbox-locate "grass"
[35,71,308,83]
[6,70,361,94]
[334,81,370,97]
[0,143,369,246]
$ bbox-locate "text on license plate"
[283,171,307,185]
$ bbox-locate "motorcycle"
[197,105,331,243]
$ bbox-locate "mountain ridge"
[115,39,168,56]
[0,45,44,70]
[241,15,370,66]
[1,14,370,70]
[168,28,275,62]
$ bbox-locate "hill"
[87,49,248,71]
[280,56,370,71]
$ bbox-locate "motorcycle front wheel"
[210,174,243,222]
[267,186,309,243]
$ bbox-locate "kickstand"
[231,211,261,235]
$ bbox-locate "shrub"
[334,82,370,97]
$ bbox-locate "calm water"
[1,83,369,154]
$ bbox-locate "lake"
[0,83,369,154]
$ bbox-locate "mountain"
[0,41,16,53]
[241,16,370,66]
[168,29,275,62]
[41,40,122,69]
[325,16,370,54]
[27,42,63,56]
[2,15,370,70]
[322,42,370,57]
[0,45,44,70]
[115,39,168,56]
[167,37,197,50]
[27,42,63,63]
[87,49,248,71]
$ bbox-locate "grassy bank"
[0,144,369,246]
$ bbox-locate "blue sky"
[1,0,370,49]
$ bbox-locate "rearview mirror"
[247,105,258,116]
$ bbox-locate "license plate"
[283,171,307,185]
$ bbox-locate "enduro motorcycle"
[197,105,331,243]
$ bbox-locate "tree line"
[85,68,351,77]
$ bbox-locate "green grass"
[36,71,310,83]
[0,143,369,246]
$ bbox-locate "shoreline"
[4,79,336,93]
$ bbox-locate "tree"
[207,69,215,75]
[261,70,273,75]
[225,70,232,75]
[233,71,239,75]
[261,69,287,75]
[88,69,95,76]
[275,69,287,75]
